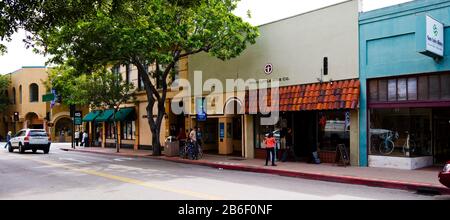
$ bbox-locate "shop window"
[440,74,450,100]
[369,80,378,102]
[429,75,440,100]
[106,123,116,139]
[418,76,428,100]
[407,78,417,101]
[378,80,388,102]
[121,121,135,140]
[369,108,432,157]
[397,78,407,101]
[388,79,397,101]
[318,111,350,152]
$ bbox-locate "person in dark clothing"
[282,128,294,162]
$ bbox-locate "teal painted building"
[359,0,450,169]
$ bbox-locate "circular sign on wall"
[264,63,273,75]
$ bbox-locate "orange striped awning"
[246,79,360,113]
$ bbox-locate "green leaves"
[0,74,11,112]
[50,64,135,109]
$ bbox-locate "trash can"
[165,136,179,157]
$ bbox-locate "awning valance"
[83,111,101,122]
[109,108,136,122]
[246,79,360,113]
[95,109,115,122]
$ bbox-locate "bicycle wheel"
[379,140,395,155]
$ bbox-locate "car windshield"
[29,131,48,137]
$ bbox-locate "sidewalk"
[60,146,450,195]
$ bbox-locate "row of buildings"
[1,0,449,170]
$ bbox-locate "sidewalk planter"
[369,156,433,170]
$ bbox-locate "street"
[0,143,448,200]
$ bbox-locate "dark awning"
[83,111,101,122]
[110,108,136,122]
[95,109,115,122]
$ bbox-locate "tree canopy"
[0,74,11,112]
[3,0,259,155]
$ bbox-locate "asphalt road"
[0,143,448,200]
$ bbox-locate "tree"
[49,65,135,152]
[15,0,259,156]
[0,74,10,112]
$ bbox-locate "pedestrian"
[59,129,66,142]
[74,130,80,147]
[282,128,293,162]
[82,131,89,147]
[264,132,277,166]
[4,131,12,149]
[196,127,203,147]
[189,127,199,159]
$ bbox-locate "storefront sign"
[219,123,225,141]
[196,98,207,122]
[74,111,83,125]
[264,64,273,75]
[417,15,445,59]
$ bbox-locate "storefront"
[249,80,360,163]
[359,0,450,169]
[83,108,137,149]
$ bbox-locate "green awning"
[110,108,136,122]
[83,111,101,122]
[95,109,115,122]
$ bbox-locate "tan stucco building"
[1,67,89,142]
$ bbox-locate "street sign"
[74,111,83,125]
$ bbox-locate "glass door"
[433,108,450,165]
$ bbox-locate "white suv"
[8,129,51,154]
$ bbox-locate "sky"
[0,0,413,74]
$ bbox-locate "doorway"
[433,108,450,165]
[292,112,318,160]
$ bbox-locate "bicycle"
[378,131,398,155]
[402,131,416,156]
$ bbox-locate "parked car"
[439,161,450,188]
[7,129,51,154]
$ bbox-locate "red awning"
[246,79,360,113]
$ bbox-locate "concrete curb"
[61,148,450,195]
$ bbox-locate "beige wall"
[7,67,49,122]
[188,0,359,89]
[2,67,87,141]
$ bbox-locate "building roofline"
[256,0,355,28]
[360,0,450,22]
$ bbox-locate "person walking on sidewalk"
[82,131,89,147]
[282,128,293,162]
[4,131,12,149]
[264,132,277,166]
[74,130,80,147]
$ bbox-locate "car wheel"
[8,143,13,153]
[43,147,50,154]
[32,149,37,154]
[19,143,25,154]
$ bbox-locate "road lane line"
[11,155,223,200]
